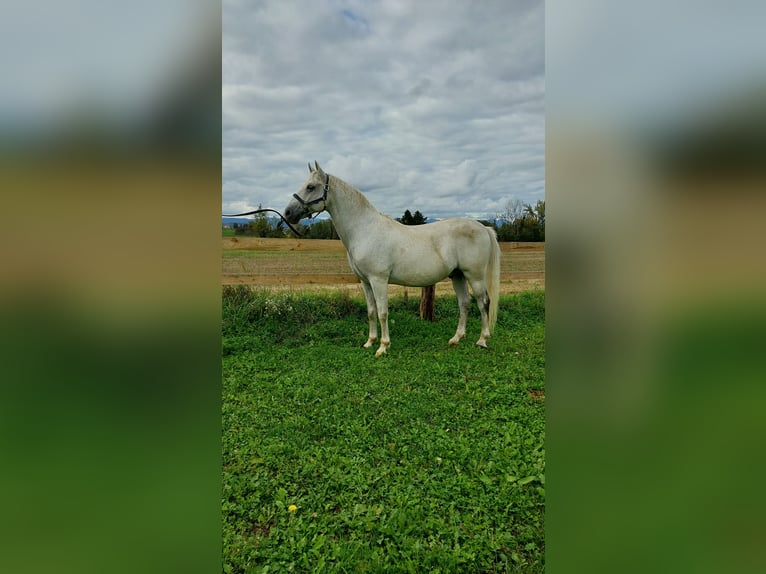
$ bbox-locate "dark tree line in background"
[396,209,427,225]
[230,200,545,242]
[490,199,545,242]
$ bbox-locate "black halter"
[292,173,330,212]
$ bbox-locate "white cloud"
[223,0,544,220]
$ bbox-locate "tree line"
[228,200,544,242]
[490,199,545,242]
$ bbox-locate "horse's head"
[284,161,330,224]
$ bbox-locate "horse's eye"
[306,184,315,191]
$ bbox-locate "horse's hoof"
[475,340,488,349]
[362,338,378,349]
[448,337,461,346]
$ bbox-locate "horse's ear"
[308,162,314,173]
[314,160,323,174]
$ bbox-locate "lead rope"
[222,208,303,237]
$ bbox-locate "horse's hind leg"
[449,274,471,346]
[467,277,491,348]
[360,281,379,349]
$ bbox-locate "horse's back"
[431,218,493,241]
[428,218,495,259]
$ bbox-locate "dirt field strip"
[222,238,544,294]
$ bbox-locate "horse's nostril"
[285,208,291,217]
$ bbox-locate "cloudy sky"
[223,0,544,221]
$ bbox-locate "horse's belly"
[389,261,451,287]
[389,276,442,287]
[347,242,454,286]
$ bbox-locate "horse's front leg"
[360,281,378,349]
[369,278,390,357]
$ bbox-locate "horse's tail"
[486,226,500,334]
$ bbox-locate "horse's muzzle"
[283,202,307,224]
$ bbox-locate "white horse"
[284,161,500,357]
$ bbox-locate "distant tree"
[396,209,427,225]
[249,206,273,237]
[497,198,525,226]
[305,219,337,239]
[533,199,545,234]
[233,204,287,237]
[494,199,545,242]
[396,209,414,225]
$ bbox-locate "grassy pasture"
[222,287,545,573]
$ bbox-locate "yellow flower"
[288,504,297,512]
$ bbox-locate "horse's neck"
[327,177,385,246]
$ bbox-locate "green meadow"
[222,287,545,573]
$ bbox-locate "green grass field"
[222,287,545,573]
